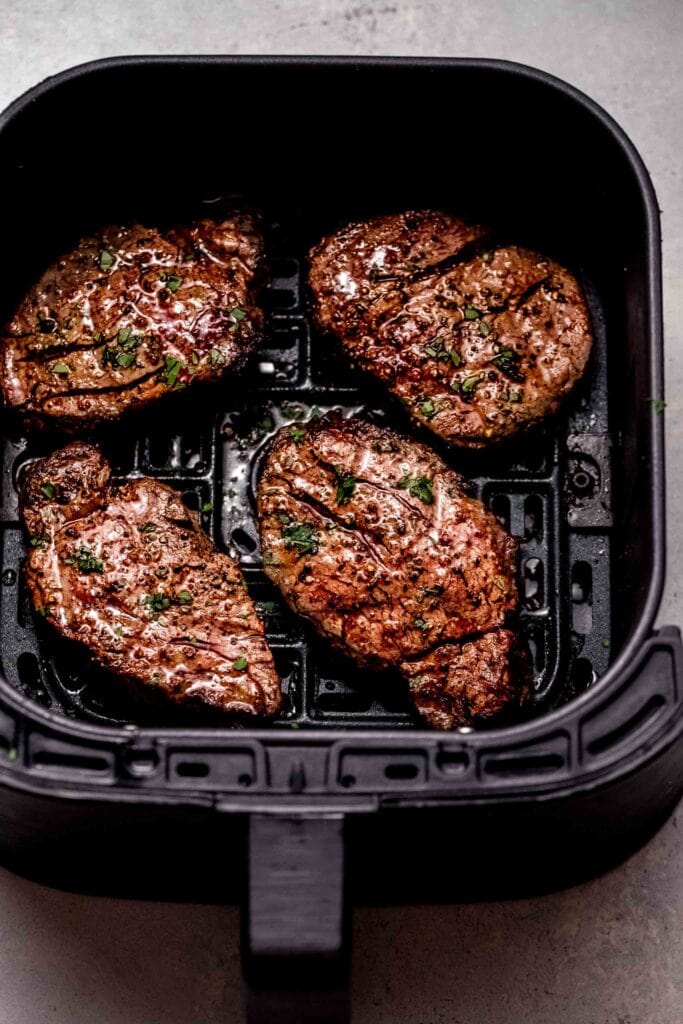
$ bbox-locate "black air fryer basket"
[0,57,680,1023]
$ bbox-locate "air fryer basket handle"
[242,814,350,1023]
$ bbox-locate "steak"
[308,210,593,447]
[20,442,281,718]
[1,214,263,431]
[257,413,528,728]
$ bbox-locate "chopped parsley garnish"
[30,535,48,549]
[490,346,525,382]
[65,546,104,574]
[463,303,481,320]
[334,467,357,506]
[102,327,142,370]
[233,656,248,671]
[143,593,171,614]
[279,515,320,556]
[139,521,157,533]
[419,398,438,420]
[453,373,484,401]
[162,272,182,292]
[40,482,55,499]
[210,348,225,366]
[176,590,193,606]
[649,397,667,414]
[424,337,462,368]
[409,675,425,689]
[398,474,434,505]
[255,601,276,616]
[421,584,444,599]
[414,617,430,631]
[289,426,306,442]
[507,390,523,403]
[99,249,114,270]
[51,362,70,376]
[479,320,491,338]
[38,316,56,334]
[161,355,184,389]
[257,414,275,434]
[282,403,304,419]
[201,502,213,514]
[228,307,247,328]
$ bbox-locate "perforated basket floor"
[0,212,613,730]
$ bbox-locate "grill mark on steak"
[20,442,282,719]
[308,210,593,447]
[257,413,530,728]
[1,214,264,432]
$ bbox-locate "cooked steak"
[257,413,528,728]
[2,215,263,431]
[20,442,281,718]
[308,210,592,447]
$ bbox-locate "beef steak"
[20,442,281,718]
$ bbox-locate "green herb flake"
[507,390,523,403]
[490,347,525,382]
[7,747,18,761]
[463,303,481,320]
[282,403,304,420]
[602,639,611,649]
[51,361,70,376]
[210,348,225,366]
[334,467,357,506]
[649,397,667,414]
[255,601,276,616]
[201,502,213,514]
[138,521,157,534]
[161,355,184,389]
[30,535,48,549]
[40,482,55,500]
[479,320,491,338]
[450,350,463,367]
[233,656,248,671]
[280,516,320,556]
[228,307,247,328]
[99,249,114,270]
[257,414,275,434]
[65,546,104,574]
[289,426,306,442]
[176,590,193,606]
[162,273,183,292]
[419,398,438,420]
[142,593,171,614]
[454,373,484,402]
[413,617,430,631]
[409,675,424,690]
[398,474,434,505]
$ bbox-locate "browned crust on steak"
[2,215,263,431]
[257,413,528,727]
[308,211,592,447]
[20,442,281,718]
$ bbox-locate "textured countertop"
[0,2,681,1022]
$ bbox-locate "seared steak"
[20,442,281,718]
[2,215,263,431]
[257,413,528,728]
[308,210,592,447]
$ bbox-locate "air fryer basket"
[0,58,680,1023]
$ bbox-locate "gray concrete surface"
[0,1,681,1021]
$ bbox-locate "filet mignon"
[308,210,592,447]
[20,442,282,718]
[257,413,528,728]
[2,214,263,431]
